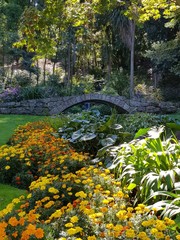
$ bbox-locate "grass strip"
[0,183,27,210]
[0,114,45,145]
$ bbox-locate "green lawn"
[0,183,27,210]
[0,114,45,145]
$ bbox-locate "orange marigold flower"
[34,228,44,239]
[19,217,25,226]
[8,217,19,226]
[12,231,18,238]
[21,230,30,240]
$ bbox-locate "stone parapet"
[0,94,179,115]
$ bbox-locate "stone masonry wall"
[0,94,179,115]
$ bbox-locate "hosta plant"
[58,110,132,154]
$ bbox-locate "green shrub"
[14,72,33,87]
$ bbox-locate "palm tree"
[110,7,135,98]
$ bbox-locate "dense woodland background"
[0,0,179,102]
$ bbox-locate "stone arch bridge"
[0,93,178,115]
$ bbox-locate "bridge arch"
[49,94,132,115]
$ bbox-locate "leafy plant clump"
[58,110,132,155]
[97,126,180,223]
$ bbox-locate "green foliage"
[135,83,163,101]
[44,114,70,131]
[20,85,45,100]
[14,72,33,87]
[58,110,132,154]
[97,126,180,212]
[146,37,180,77]
[116,113,166,135]
[147,190,180,222]
[103,70,130,96]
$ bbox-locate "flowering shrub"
[0,121,179,239]
[0,87,21,102]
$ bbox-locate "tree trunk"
[53,62,56,75]
[43,58,47,85]
[36,60,39,85]
[129,20,135,99]
[67,42,71,85]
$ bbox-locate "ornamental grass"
[0,121,179,239]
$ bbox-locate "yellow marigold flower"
[100,207,108,213]
[70,216,79,223]
[116,191,124,198]
[41,197,50,202]
[67,228,77,235]
[125,229,136,238]
[113,224,123,232]
[106,223,114,229]
[155,231,165,239]
[95,184,101,189]
[5,156,10,160]
[176,235,180,240]
[75,191,87,198]
[12,198,20,204]
[44,201,54,209]
[18,211,26,217]
[165,236,171,240]
[155,220,167,231]
[151,228,158,235]
[87,236,96,240]
[116,210,128,220]
[5,165,10,170]
[65,222,74,228]
[40,186,46,190]
[142,219,155,227]
[75,226,83,233]
[102,199,109,204]
[53,195,60,199]
[105,169,110,174]
[164,217,175,225]
[138,231,148,239]
[58,238,66,240]
[75,179,81,183]
[48,187,59,194]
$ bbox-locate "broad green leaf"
[166,122,180,131]
[80,133,96,141]
[100,137,116,147]
[127,183,136,190]
[71,129,82,141]
[134,127,150,139]
[110,124,123,130]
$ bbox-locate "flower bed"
[0,121,179,239]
